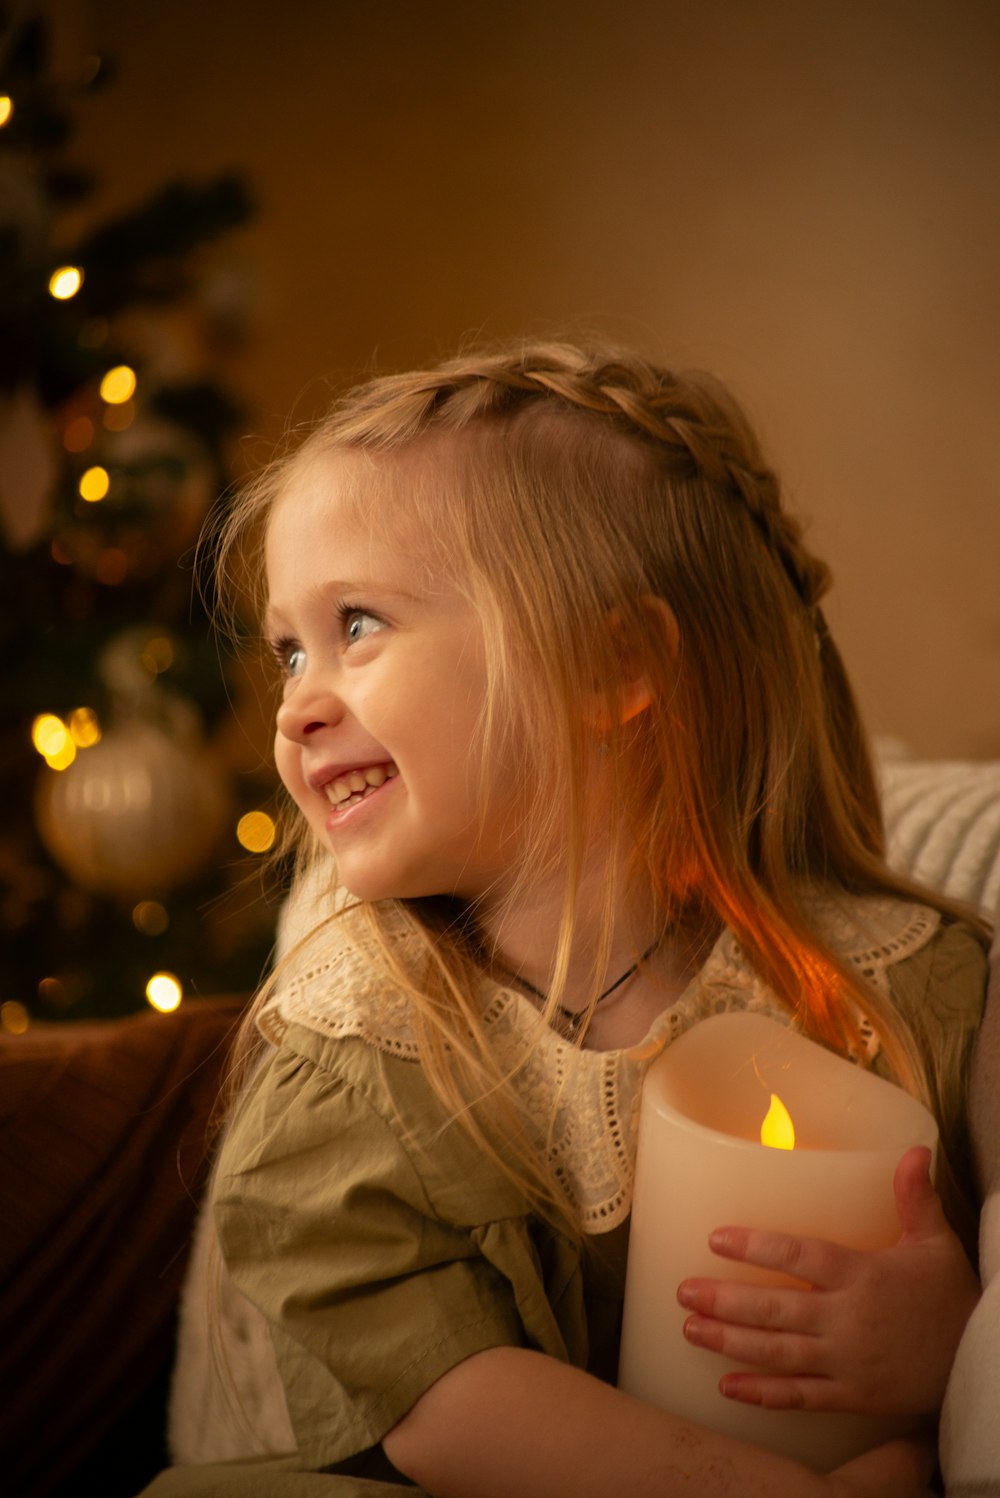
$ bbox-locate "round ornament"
[35,716,233,898]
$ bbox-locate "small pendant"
[556,1005,587,1041]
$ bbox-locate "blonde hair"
[215,339,986,1233]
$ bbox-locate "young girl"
[152,341,988,1498]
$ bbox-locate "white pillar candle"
[618,1010,939,1471]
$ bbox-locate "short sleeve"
[880,918,988,1244]
[213,1021,587,1470]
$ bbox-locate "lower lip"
[322,775,397,834]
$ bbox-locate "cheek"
[273,733,307,805]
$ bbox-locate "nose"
[275,668,343,744]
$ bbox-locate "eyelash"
[339,601,385,644]
[269,636,304,678]
[267,602,383,677]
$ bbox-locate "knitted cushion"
[879,757,1000,916]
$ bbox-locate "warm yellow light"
[236,809,277,854]
[32,713,68,757]
[48,739,77,771]
[0,97,12,127]
[49,265,83,300]
[68,706,101,747]
[140,636,175,675]
[99,364,136,404]
[1,1000,29,1035]
[33,713,79,769]
[133,900,169,936]
[79,465,110,502]
[146,972,183,1012]
[760,1093,795,1150]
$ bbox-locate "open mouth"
[323,762,398,811]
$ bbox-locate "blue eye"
[343,608,384,645]
[271,639,306,677]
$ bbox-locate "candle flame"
[760,1092,795,1150]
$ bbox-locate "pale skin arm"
[676,1145,980,1415]
[383,1344,934,1498]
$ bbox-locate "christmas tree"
[0,9,282,1028]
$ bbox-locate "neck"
[473,858,665,1013]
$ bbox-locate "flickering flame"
[760,1092,795,1150]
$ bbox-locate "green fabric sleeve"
[213,1022,586,1471]
[877,918,988,1248]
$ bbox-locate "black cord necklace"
[502,933,665,1040]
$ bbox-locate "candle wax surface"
[618,1011,938,1471]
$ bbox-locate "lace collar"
[261,893,939,1234]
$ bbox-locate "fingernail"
[676,1283,696,1308]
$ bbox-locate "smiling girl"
[150,342,988,1498]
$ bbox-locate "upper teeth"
[324,762,398,807]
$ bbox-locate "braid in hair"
[336,343,833,627]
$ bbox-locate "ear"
[588,596,679,728]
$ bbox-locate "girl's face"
[265,451,526,908]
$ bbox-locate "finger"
[716,1371,850,1412]
[892,1146,949,1242]
[707,1225,854,1288]
[676,1276,823,1335]
[682,1312,825,1374]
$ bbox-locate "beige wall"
[74,0,1000,758]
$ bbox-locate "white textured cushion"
[879,757,1000,917]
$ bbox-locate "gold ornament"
[35,715,232,898]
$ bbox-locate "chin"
[335,861,466,907]
[333,864,423,904]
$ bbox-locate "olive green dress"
[143,900,987,1497]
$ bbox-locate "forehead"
[264,443,458,590]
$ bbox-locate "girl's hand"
[676,1145,979,1416]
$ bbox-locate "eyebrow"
[263,579,420,635]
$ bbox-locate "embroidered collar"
[261,892,940,1233]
